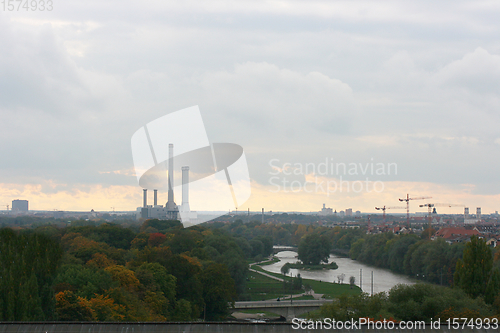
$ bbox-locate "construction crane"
[419,203,465,235]
[399,194,432,229]
[375,206,405,223]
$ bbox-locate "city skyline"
[2,2,500,213]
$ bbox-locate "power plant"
[136,144,196,222]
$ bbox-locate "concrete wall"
[0,322,496,333]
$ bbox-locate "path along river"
[262,251,416,294]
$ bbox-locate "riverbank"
[250,262,361,299]
[263,251,415,294]
[286,262,338,270]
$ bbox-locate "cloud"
[3,1,500,212]
[201,62,355,140]
[434,47,500,95]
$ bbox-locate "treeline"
[212,218,333,246]
[211,220,466,286]
[314,236,500,322]
[312,283,494,322]
[0,218,273,321]
[348,232,464,286]
[0,229,63,320]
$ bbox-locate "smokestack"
[168,144,174,204]
[154,189,158,206]
[143,189,147,208]
[182,166,190,211]
[165,143,178,221]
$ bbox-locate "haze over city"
[2,1,500,213]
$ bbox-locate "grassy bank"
[256,257,280,266]
[245,270,303,301]
[249,264,361,299]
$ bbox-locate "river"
[263,251,416,294]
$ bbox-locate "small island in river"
[285,261,338,270]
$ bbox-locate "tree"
[0,229,63,320]
[88,294,126,321]
[485,268,500,304]
[454,235,493,298]
[349,276,356,289]
[201,263,236,321]
[249,239,264,258]
[281,263,290,298]
[304,284,312,295]
[148,233,166,247]
[55,290,93,321]
[54,265,116,299]
[105,265,140,291]
[164,254,203,318]
[298,233,331,265]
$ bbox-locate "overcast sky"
[2,1,500,214]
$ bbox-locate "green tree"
[349,276,356,289]
[0,229,63,320]
[387,235,418,273]
[485,268,500,304]
[298,233,331,265]
[54,265,116,299]
[281,263,290,297]
[454,235,493,298]
[164,255,203,318]
[202,263,236,321]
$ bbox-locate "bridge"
[233,299,332,321]
[273,246,298,254]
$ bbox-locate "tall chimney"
[165,143,177,214]
[154,189,158,206]
[143,189,147,208]
[167,144,174,206]
[182,166,190,211]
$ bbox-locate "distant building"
[319,203,333,216]
[53,211,64,219]
[355,210,361,217]
[12,199,28,213]
[434,227,480,243]
[346,208,353,217]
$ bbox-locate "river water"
[263,251,415,294]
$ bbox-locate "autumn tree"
[55,290,93,321]
[88,294,126,321]
[148,233,166,247]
